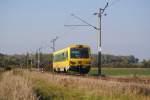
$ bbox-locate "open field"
[0,69,150,100]
[89,68,150,77]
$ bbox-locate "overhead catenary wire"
[108,0,121,7]
[39,12,96,52]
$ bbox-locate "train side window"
[53,51,68,62]
[64,51,68,60]
[53,55,58,62]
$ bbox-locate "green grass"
[33,79,87,100]
[0,68,4,80]
[89,68,150,77]
[30,70,150,100]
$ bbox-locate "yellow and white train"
[53,44,91,74]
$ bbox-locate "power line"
[34,10,100,54]
[70,14,98,30]
[108,0,121,7]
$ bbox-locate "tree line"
[0,53,150,71]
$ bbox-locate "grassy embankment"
[89,68,150,77]
[0,69,150,100]
[0,70,36,100]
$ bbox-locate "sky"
[0,0,150,60]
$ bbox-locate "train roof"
[69,44,90,48]
[53,44,90,55]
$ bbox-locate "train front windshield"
[71,48,89,58]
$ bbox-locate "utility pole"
[64,2,108,76]
[26,52,29,69]
[30,58,32,70]
[37,47,42,70]
[30,53,33,70]
[51,36,58,52]
[94,3,108,76]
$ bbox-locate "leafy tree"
[141,59,150,68]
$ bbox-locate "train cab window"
[71,48,89,58]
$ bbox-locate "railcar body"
[53,44,91,74]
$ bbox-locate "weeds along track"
[34,71,150,97]
[40,71,150,84]
[0,70,36,100]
